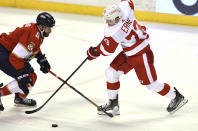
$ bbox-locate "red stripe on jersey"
[107,82,120,90]
[158,83,171,96]
[97,37,119,56]
[123,39,145,52]
[9,53,25,70]
[129,0,134,10]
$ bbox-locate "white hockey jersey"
[97,0,150,57]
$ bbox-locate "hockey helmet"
[36,12,55,27]
[103,4,122,24]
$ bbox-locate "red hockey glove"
[87,46,100,60]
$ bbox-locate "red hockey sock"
[158,83,171,96]
[17,93,27,99]
[107,82,120,90]
[0,86,12,96]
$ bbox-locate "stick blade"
[25,108,39,114]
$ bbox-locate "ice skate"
[167,87,188,114]
[0,93,4,111]
[97,95,120,116]
[14,93,37,107]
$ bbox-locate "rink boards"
[0,0,198,26]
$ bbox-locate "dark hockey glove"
[16,70,33,95]
[87,46,100,60]
[36,53,51,73]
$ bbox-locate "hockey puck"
[52,124,58,127]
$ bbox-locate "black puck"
[52,124,58,127]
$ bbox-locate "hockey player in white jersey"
[86,0,188,116]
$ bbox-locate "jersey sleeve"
[9,26,38,70]
[96,36,119,56]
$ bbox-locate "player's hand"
[36,53,51,73]
[87,46,100,60]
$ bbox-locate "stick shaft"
[25,58,88,114]
[49,70,113,117]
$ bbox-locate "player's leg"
[0,72,37,108]
[0,61,37,108]
[133,50,187,113]
[0,46,37,109]
[97,67,122,116]
[98,51,133,116]
[14,72,37,107]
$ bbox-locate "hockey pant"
[105,50,176,100]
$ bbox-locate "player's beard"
[43,32,49,37]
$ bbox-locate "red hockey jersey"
[0,23,43,70]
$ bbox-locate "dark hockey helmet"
[36,12,55,27]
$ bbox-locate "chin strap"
[36,24,45,37]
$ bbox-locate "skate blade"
[169,98,188,115]
[97,111,120,116]
[97,106,120,116]
[14,104,37,108]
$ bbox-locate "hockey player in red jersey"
[0,12,55,111]
[86,0,188,116]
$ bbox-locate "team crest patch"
[27,43,35,51]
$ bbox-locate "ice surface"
[0,7,197,131]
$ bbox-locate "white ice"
[0,7,198,131]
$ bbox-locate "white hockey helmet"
[103,4,122,24]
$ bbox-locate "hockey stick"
[48,70,113,117]
[25,58,88,114]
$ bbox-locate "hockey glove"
[36,53,51,73]
[87,46,100,60]
[16,70,33,95]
